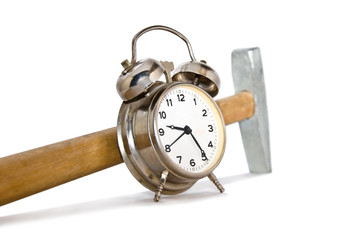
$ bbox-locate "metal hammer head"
[232,48,272,173]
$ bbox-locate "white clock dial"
[154,84,225,174]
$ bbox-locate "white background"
[0,1,353,239]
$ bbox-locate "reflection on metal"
[232,48,272,173]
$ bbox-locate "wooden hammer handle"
[0,91,254,206]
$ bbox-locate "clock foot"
[208,173,225,193]
[154,170,169,202]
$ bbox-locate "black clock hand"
[167,132,186,148]
[190,132,208,161]
[166,125,206,159]
[190,132,202,151]
[165,125,190,151]
[166,125,185,131]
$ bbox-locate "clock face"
[154,84,225,174]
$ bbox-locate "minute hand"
[190,133,203,152]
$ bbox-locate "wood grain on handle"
[0,92,254,206]
[216,91,254,125]
[0,128,122,206]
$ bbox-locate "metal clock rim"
[148,83,226,180]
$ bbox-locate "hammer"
[0,48,271,206]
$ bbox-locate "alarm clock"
[116,25,226,201]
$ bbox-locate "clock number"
[177,94,185,102]
[201,151,207,161]
[159,128,165,136]
[176,156,182,164]
[208,141,213,148]
[165,145,171,152]
[166,99,173,107]
[193,98,197,105]
[159,111,167,119]
[190,159,196,167]
[208,125,213,132]
[202,109,207,117]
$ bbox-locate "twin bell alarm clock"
[116,25,226,202]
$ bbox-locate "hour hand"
[166,125,185,131]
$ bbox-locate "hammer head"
[232,48,272,173]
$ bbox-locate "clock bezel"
[149,83,226,180]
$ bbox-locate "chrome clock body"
[116,25,226,201]
[117,82,226,198]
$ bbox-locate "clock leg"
[208,173,225,193]
[154,170,169,202]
